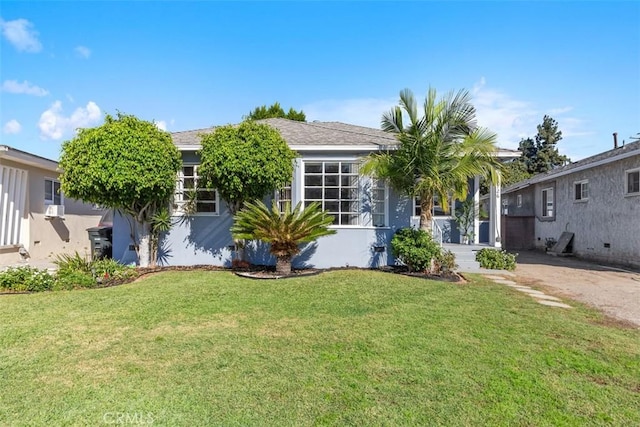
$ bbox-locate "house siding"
[533,157,639,267]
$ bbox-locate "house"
[0,145,107,266]
[502,139,640,268]
[112,119,518,268]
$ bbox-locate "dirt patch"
[514,250,640,328]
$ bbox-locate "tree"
[363,88,500,232]
[197,120,297,215]
[246,102,306,121]
[231,201,336,275]
[59,113,182,267]
[501,115,570,187]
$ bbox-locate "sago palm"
[363,87,500,232]
[231,200,336,275]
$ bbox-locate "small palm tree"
[363,87,501,232]
[231,200,336,275]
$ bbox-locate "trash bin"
[87,226,113,259]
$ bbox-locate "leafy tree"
[246,102,306,121]
[197,121,297,215]
[363,88,500,232]
[501,159,533,188]
[511,115,569,179]
[231,201,336,275]
[59,113,182,267]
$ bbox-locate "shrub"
[436,250,458,275]
[54,252,92,276]
[391,228,441,272]
[0,267,55,292]
[475,248,518,271]
[54,252,135,289]
[54,271,96,290]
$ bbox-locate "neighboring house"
[112,119,518,268]
[502,139,639,268]
[0,145,107,266]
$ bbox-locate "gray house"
[502,139,639,268]
[112,119,517,268]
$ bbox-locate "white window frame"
[573,179,589,202]
[541,187,554,218]
[275,182,292,213]
[368,178,388,227]
[625,168,640,196]
[303,160,361,227]
[413,195,453,218]
[174,164,219,215]
[44,178,63,206]
[516,194,522,208]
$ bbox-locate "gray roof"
[503,139,640,194]
[170,118,397,148]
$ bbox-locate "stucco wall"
[533,156,639,267]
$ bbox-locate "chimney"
[613,132,618,149]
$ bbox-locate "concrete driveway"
[513,251,640,327]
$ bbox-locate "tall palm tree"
[363,88,501,232]
[231,200,336,275]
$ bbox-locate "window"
[174,165,218,214]
[574,180,589,201]
[414,195,451,217]
[516,194,522,208]
[304,161,359,225]
[626,169,640,195]
[370,179,387,227]
[541,187,554,217]
[44,178,62,205]
[276,182,292,213]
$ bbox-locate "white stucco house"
[112,119,518,268]
[502,139,639,268]
[0,145,107,266]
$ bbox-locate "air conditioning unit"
[45,204,65,218]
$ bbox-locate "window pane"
[44,180,52,200]
[325,163,339,173]
[305,188,322,199]
[183,166,194,177]
[324,188,339,199]
[306,163,322,173]
[325,201,339,212]
[340,188,358,199]
[629,172,640,193]
[341,214,359,225]
[305,175,322,187]
[324,175,339,186]
[341,163,358,174]
[197,202,217,213]
[341,175,358,187]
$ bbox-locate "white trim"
[573,179,589,202]
[625,168,640,196]
[44,177,64,206]
[504,149,640,193]
[173,163,220,216]
[0,145,59,172]
[541,187,554,218]
[290,144,381,152]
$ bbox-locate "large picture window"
[174,165,218,214]
[44,178,62,205]
[304,161,360,225]
[541,187,554,217]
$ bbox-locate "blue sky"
[1,1,639,162]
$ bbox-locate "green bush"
[391,228,442,272]
[0,267,55,292]
[436,250,458,274]
[54,271,96,290]
[475,248,518,271]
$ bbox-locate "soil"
[513,251,640,328]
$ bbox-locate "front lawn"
[1,270,638,425]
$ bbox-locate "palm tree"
[363,87,501,232]
[231,200,336,275]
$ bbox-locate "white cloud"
[38,100,101,140]
[75,45,91,59]
[155,120,167,131]
[3,119,21,134]
[1,79,49,96]
[0,18,42,52]
[302,97,397,128]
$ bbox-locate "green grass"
[1,270,638,426]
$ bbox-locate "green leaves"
[246,102,306,121]
[198,121,297,213]
[365,87,500,231]
[59,112,182,219]
[231,200,336,259]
